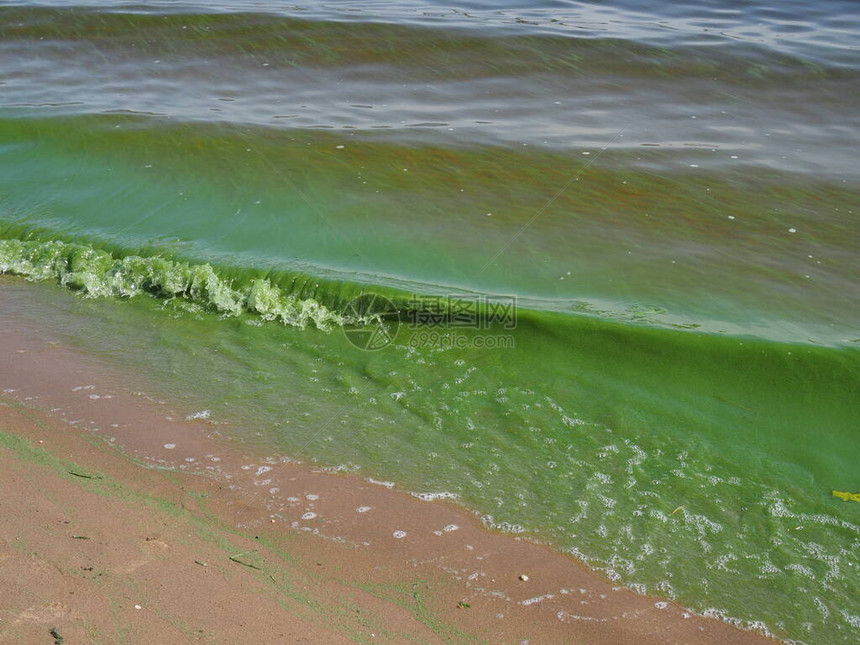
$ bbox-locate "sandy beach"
[0,280,780,645]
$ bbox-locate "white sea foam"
[521,594,554,606]
[410,491,459,502]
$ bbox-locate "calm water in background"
[1,1,858,642]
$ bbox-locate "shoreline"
[0,279,780,644]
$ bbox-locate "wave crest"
[0,238,345,330]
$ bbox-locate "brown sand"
[0,281,779,644]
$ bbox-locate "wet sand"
[0,280,778,644]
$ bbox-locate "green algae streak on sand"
[1,1,859,642]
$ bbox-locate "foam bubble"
[410,491,459,502]
[521,594,554,606]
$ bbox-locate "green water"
[1,1,859,642]
[2,115,857,342]
[4,275,858,642]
